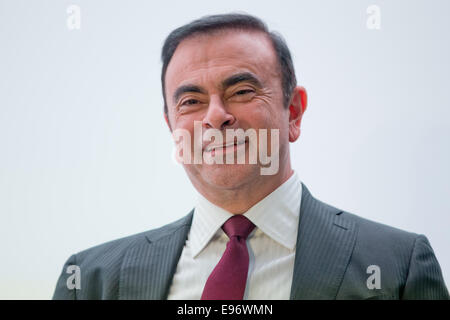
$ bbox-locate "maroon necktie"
[201,215,255,300]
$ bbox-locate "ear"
[164,112,172,131]
[288,86,307,142]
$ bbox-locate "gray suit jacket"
[53,183,449,299]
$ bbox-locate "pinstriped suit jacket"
[52,183,449,299]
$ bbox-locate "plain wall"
[0,0,448,298]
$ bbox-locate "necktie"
[201,214,255,300]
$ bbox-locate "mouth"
[203,138,248,156]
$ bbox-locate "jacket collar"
[119,183,357,299]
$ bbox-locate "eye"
[228,88,256,103]
[181,99,199,106]
[235,89,254,95]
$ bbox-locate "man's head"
[161,13,307,205]
[161,13,298,120]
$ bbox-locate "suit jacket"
[52,183,449,299]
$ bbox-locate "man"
[53,13,449,300]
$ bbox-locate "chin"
[200,163,260,190]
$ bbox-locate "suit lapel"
[290,184,357,299]
[118,183,356,300]
[119,211,193,299]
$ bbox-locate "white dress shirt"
[167,172,302,300]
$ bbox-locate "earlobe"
[288,125,301,142]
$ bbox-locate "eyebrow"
[221,72,264,90]
[173,85,206,104]
[172,72,264,104]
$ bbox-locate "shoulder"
[301,183,419,248]
[302,184,421,272]
[335,210,448,299]
[53,211,193,299]
[75,211,194,266]
[339,210,419,248]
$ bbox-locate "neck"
[195,165,294,214]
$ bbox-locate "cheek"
[249,107,290,149]
[238,105,285,132]
[171,117,194,148]
[171,108,200,133]
[233,100,270,127]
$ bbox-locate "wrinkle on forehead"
[165,30,281,99]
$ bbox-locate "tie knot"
[222,215,255,240]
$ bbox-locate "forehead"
[165,30,280,94]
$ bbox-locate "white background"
[0,0,448,299]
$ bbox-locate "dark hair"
[161,13,297,115]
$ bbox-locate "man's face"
[164,30,292,192]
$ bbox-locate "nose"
[202,95,236,130]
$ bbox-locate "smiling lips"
[203,139,247,154]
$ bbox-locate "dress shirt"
[167,172,302,300]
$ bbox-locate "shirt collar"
[189,172,302,258]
